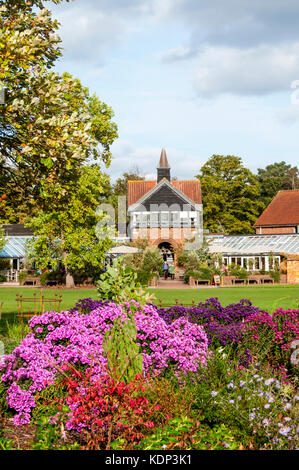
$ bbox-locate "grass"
[150,285,299,311]
[0,284,298,337]
[0,287,97,337]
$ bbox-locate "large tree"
[113,166,145,197]
[0,0,118,218]
[196,155,263,234]
[0,227,5,252]
[27,165,114,287]
[257,161,299,209]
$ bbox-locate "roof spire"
[158,148,170,169]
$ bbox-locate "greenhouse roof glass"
[0,237,32,259]
[206,234,299,255]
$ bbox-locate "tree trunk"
[62,248,75,288]
[65,269,75,288]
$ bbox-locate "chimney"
[157,148,171,183]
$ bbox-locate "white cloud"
[194,43,299,97]
[109,140,203,181]
[161,45,195,63]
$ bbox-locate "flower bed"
[0,302,208,426]
[155,297,263,347]
[0,297,298,450]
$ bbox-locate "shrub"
[60,371,160,449]
[229,265,248,279]
[97,258,153,304]
[136,269,156,286]
[243,308,299,370]
[18,271,29,285]
[137,418,239,450]
[0,259,10,271]
[185,349,299,449]
[142,247,163,275]
[269,270,280,283]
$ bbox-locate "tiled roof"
[2,224,34,236]
[254,190,299,227]
[128,179,202,206]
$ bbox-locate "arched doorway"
[158,242,174,263]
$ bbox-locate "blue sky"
[50,0,299,180]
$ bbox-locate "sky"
[49,0,299,181]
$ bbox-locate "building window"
[12,259,19,270]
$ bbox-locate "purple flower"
[0,300,209,426]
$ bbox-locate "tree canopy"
[257,161,299,208]
[196,155,263,234]
[0,0,118,219]
[27,165,113,287]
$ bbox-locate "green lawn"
[0,284,298,338]
[0,284,299,315]
[150,285,299,311]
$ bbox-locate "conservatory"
[206,233,299,271]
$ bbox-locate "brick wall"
[287,260,299,284]
[131,227,197,247]
[255,226,296,234]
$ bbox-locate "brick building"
[254,190,299,235]
[127,149,203,259]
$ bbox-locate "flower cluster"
[243,308,299,369]
[59,368,160,445]
[244,308,299,350]
[0,301,208,426]
[209,372,299,450]
[155,298,262,346]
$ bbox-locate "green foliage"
[185,251,200,271]
[102,313,143,384]
[18,271,30,285]
[97,258,155,304]
[136,269,156,286]
[184,265,214,283]
[197,155,263,234]
[0,437,14,450]
[257,161,299,209]
[0,274,6,283]
[27,165,113,287]
[137,417,239,450]
[269,270,280,283]
[5,321,29,344]
[142,247,164,274]
[229,265,249,279]
[0,0,117,224]
[32,417,80,450]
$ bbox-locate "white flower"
[264,378,275,386]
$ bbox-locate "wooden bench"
[231,278,246,285]
[22,278,41,286]
[195,279,210,286]
[260,277,274,284]
[45,280,59,286]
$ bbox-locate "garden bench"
[194,279,210,286]
[247,278,259,285]
[231,278,246,285]
[22,278,40,286]
[260,277,274,284]
[45,280,59,286]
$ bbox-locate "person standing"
[162,261,169,280]
[169,264,175,280]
